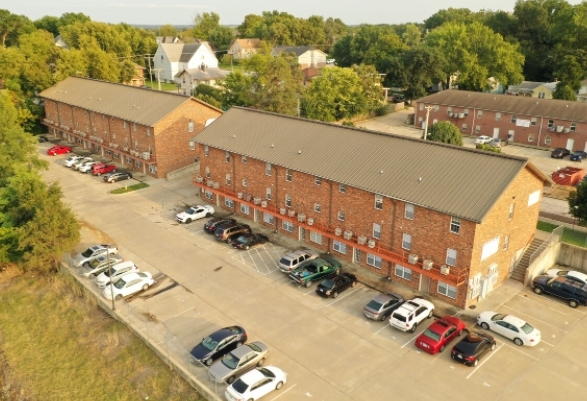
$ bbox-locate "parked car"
[190,326,247,367]
[103,172,133,183]
[95,261,139,288]
[214,223,251,243]
[570,150,587,161]
[79,161,99,173]
[72,157,93,170]
[531,275,587,308]
[414,316,466,354]
[79,254,124,278]
[551,148,570,158]
[91,163,116,176]
[363,292,405,321]
[64,155,84,167]
[476,312,541,346]
[288,257,341,288]
[231,233,269,250]
[204,217,237,234]
[545,268,587,284]
[489,138,505,148]
[451,331,496,367]
[475,135,492,145]
[176,205,214,224]
[47,145,72,155]
[278,249,320,273]
[37,135,48,142]
[208,342,269,384]
[103,271,154,300]
[225,366,286,401]
[316,273,357,298]
[389,298,434,333]
[71,244,118,267]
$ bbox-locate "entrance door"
[299,227,306,241]
[508,130,515,143]
[493,128,500,139]
[419,274,430,293]
[566,138,575,151]
[254,209,259,223]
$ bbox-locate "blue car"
[570,151,587,161]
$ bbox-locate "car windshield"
[258,367,275,378]
[520,323,534,334]
[422,328,442,342]
[231,378,248,394]
[81,248,95,258]
[88,258,103,268]
[235,235,249,244]
[366,300,383,311]
[321,279,335,289]
[248,343,261,352]
[491,314,505,322]
[221,352,239,370]
[454,340,479,355]
[201,336,218,351]
[113,278,127,289]
[185,209,195,215]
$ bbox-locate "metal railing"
[529,225,563,267]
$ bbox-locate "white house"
[271,46,327,68]
[578,79,587,103]
[154,42,219,83]
[174,66,229,95]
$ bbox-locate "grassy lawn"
[145,79,179,91]
[110,182,149,194]
[537,220,587,248]
[0,272,203,401]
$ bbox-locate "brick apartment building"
[414,90,587,152]
[39,77,222,178]
[190,107,548,309]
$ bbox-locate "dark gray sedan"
[363,292,405,321]
[208,342,268,384]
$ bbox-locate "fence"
[529,225,563,267]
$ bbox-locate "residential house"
[190,107,547,309]
[506,81,557,99]
[54,35,69,49]
[39,77,222,179]
[577,79,587,103]
[156,36,183,44]
[227,38,261,60]
[125,63,146,87]
[414,90,587,151]
[271,46,327,68]
[153,42,219,82]
[175,66,229,95]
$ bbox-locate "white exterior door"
[566,138,575,151]
[508,130,515,143]
[493,128,500,138]
[583,141,587,152]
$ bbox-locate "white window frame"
[282,221,294,232]
[285,194,292,207]
[240,204,250,215]
[285,169,292,182]
[315,176,322,185]
[242,156,247,163]
[204,145,209,156]
[266,162,272,176]
[226,174,231,185]
[338,211,345,221]
[339,184,347,193]
[263,213,274,225]
[375,194,383,210]
[450,216,460,234]
[188,121,194,133]
[477,110,482,118]
[405,204,414,219]
[446,248,457,267]
[266,187,272,200]
[314,203,321,213]
[367,254,382,269]
[224,198,234,208]
[204,190,213,200]
[503,234,509,250]
[508,204,515,220]
[373,223,381,240]
[205,166,210,178]
[242,178,247,187]
[394,264,412,280]
[310,231,322,245]
[333,240,346,254]
[495,112,501,121]
[438,281,457,299]
[225,151,230,163]
[402,233,412,250]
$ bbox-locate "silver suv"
[278,249,320,273]
[79,254,124,278]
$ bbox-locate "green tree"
[352,64,384,106]
[402,24,422,48]
[237,14,265,38]
[424,8,475,31]
[424,121,463,145]
[195,84,223,108]
[553,84,577,100]
[0,9,35,47]
[159,24,177,37]
[553,55,584,98]
[193,12,221,40]
[568,181,587,226]
[34,15,60,36]
[220,71,255,109]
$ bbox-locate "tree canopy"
[424,121,463,145]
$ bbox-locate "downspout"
[388,199,397,279]
[537,116,544,146]
[273,165,279,233]
[326,180,333,254]
[470,108,476,136]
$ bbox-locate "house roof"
[39,76,220,126]
[416,90,587,123]
[175,67,229,80]
[156,36,182,44]
[194,107,545,223]
[273,46,315,57]
[233,38,261,49]
[159,43,184,62]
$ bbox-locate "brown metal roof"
[39,77,199,126]
[195,107,544,223]
[417,90,587,123]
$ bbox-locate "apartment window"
[133,123,137,132]
[285,169,292,182]
[548,119,554,128]
[438,282,457,299]
[571,122,577,132]
[204,146,209,156]
[266,162,272,176]
[242,179,247,187]
[314,203,321,213]
[402,233,412,250]
[395,265,412,281]
[508,204,515,220]
[481,237,500,261]
[310,231,322,245]
[432,119,438,124]
[405,204,414,219]
[495,112,501,121]
[225,198,234,208]
[285,194,292,207]
[418,117,424,124]
[204,190,213,200]
[531,117,537,126]
[105,150,111,156]
[354,249,361,263]
[419,104,424,111]
[503,234,510,251]
[339,184,347,193]
[225,151,230,163]
[367,254,382,269]
[149,164,156,174]
[538,92,545,99]
[450,216,461,234]
[333,240,346,254]
[134,140,139,151]
[464,108,469,116]
[147,128,151,136]
[528,133,534,142]
[375,194,383,210]
[240,204,250,215]
[282,221,294,232]
[242,156,247,163]
[114,153,120,159]
[226,174,231,185]
[475,125,481,134]
[263,213,274,225]
[189,140,195,150]
[315,177,322,185]
[205,166,210,178]
[511,114,517,123]
[434,105,439,112]
[188,121,194,133]
[338,211,345,221]
[266,187,272,200]
[477,110,483,119]
[544,135,551,145]
[123,121,127,128]
[446,248,457,267]
[373,223,381,239]
[447,107,452,114]
[461,124,467,132]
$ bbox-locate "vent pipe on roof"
[271,144,275,148]
[418,177,422,182]
[298,150,302,154]
[380,170,384,174]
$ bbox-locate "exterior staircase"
[510,238,544,282]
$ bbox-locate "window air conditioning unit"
[195,176,204,183]
[367,239,376,249]
[279,207,286,215]
[343,230,353,240]
[253,197,262,205]
[440,265,450,275]
[557,126,564,132]
[447,111,453,117]
[297,213,306,222]
[549,126,555,131]
[408,254,419,265]
[564,128,570,133]
[357,235,367,245]
[142,152,150,160]
[287,209,296,217]
[261,200,268,208]
[307,218,314,226]
[237,192,243,199]
[212,182,220,189]
[335,228,342,236]
[423,259,433,271]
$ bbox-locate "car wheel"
[491,343,496,350]
[513,338,524,346]
[473,359,478,367]
[533,287,543,295]
[205,358,213,367]
[427,310,433,319]
[206,212,211,217]
[410,322,418,333]
[127,176,131,180]
[256,358,265,367]
[440,345,445,352]
[351,281,357,288]
[569,299,579,308]
[245,246,250,250]
[97,173,102,176]
[227,376,235,384]
[226,238,232,244]
[187,219,192,224]
[142,284,149,291]
[380,313,387,322]
[115,294,122,301]
[275,381,284,390]
[304,281,312,288]
[480,322,489,330]
[332,291,339,299]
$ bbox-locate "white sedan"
[545,268,587,284]
[103,272,154,300]
[95,261,138,288]
[225,366,287,401]
[477,312,541,346]
[79,161,98,173]
[64,155,84,167]
[176,205,214,223]
[71,244,118,267]
[475,135,493,144]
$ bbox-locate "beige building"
[227,38,262,60]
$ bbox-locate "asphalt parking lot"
[42,143,586,401]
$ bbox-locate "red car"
[414,316,466,354]
[47,145,72,155]
[91,163,116,176]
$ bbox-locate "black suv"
[204,217,237,234]
[532,275,587,308]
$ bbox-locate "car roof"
[502,315,526,327]
[238,368,265,385]
[231,344,255,358]
[112,261,135,271]
[427,319,455,334]
[208,326,244,341]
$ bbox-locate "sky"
[2,0,585,26]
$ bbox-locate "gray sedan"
[208,342,268,384]
[363,292,405,321]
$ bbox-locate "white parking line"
[540,339,554,347]
[502,305,567,332]
[499,341,539,361]
[517,293,586,315]
[326,287,361,307]
[401,329,425,348]
[269,383,297,400]
[466,344,502,379]
[375,323,390,335]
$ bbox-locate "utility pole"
[423,105,435,141]
[107,248,115,311]
[144,55,154,89]
[152,68,163,91]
